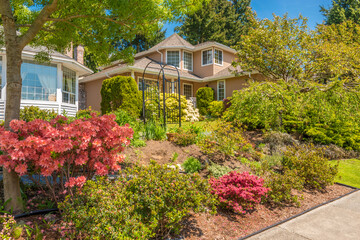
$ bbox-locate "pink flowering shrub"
[209,171,269,214]
[0,113,133,201]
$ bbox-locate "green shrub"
[208,164,232,178]
[208,101,224,118]
[0,214,22,239]
[144,121,166,141]
[76,107,100,119]
[59,162,217,239]
[113,108,144,145]
[100,76,141,117]
[265,169,304,206]
[196,87,214,115]
[281,145,338,189]
[182,157,202,173]
[225,80,360,150]
[173,128,198,146]
[19,106,58,122]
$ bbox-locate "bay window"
[63,67,76,104]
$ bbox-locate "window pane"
[202,50,213,65]
[218,80,225,100]
[183,84,192,99]
[183,52,193,70]
[21,60,57,101]
[0,56,2,99]
[63,67,76,104]
[167,51,180,68]
[215,50,223,65]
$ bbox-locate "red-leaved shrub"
[209,171,269,214]
[0,113,133,200]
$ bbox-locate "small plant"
[144,121,167,141]
[208,163,232,178]
[210,171,269,214]
[76,107,100,119]
[0,214,22,239]
[173,128,197,146]
[171,152,179,163]
[19,106,58,122]
[182,157,202,173]
[265,169,304,206]
[59,162,217,239]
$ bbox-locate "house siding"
[0,101,4,121]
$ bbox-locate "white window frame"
[166,50,181,68]
[183,83,193,98]
[217,80,226,101]
[183,51,193,71]
[137,77,158,91]
[201,49,213,66]
[214,49,223,66]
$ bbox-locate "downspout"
[156,48,163,63]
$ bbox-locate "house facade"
[0,45,93,120]
[80,33,264,112]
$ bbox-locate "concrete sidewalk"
[246,190,360,240]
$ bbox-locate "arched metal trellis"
[142,58,181,127]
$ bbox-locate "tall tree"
[234,14,360,83]
[175,0,253,46]
[321,0,360,25]
[0,0,203,211]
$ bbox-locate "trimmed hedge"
[100,76,141,117]
[196,87,214,115]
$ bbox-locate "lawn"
[330,159,360,188]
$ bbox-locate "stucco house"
[80,33,263,112]
[0,45,93,120]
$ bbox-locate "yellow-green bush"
[208,101,224,118]
[196,87,214,115]
[100,76,141,117]
[19,106,58,122]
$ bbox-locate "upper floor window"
[167,51,180,68]
[183,51,193,71]
[215,49,223,65]
[63,67,76,104]
[202,49,213,66]
[21,60,57,101]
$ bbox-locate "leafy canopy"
[321,0,360,25]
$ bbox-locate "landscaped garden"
[1,74,359,239]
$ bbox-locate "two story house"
[80,33,264,112]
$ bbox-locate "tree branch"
[46,15,130,28]
[18,0,59,49]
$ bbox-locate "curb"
[238,183,359,240]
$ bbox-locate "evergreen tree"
[176,0,252,46]
[321,0,360,25]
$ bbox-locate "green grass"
[330,159,360,188]
[166,120,217,133]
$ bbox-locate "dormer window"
[202,49,213,66]
[183,51,193,71]
[166,51,180,68]
[215,49,223,65]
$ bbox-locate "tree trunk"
[3,40,23,212]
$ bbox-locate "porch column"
[57,63,63,114]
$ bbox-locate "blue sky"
[164,0,332,37]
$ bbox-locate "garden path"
[246,190,360,240]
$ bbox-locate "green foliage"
[176,0,253,46]
[113,108,144,146]
[171,152,179,163]
[59,162,217,239]
[196,87,214,115]
[100,76,141,117]
[76,107,100,119]
[321,0,360,25]
[144,93,188,122]
[198,120,248,161]
[0,214,22,239]
[234,14,360,83]
[182,157,202,173]
[19,106,58,122]
[265,169,304,206]
[208,163,232,178]
[173,127,198,146]
[144,121,166,141]
[208,101,224,118]
[282,145,338,189]
[225,81,360,150]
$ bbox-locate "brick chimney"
[64,42,73,58]
[74,45,84,65]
